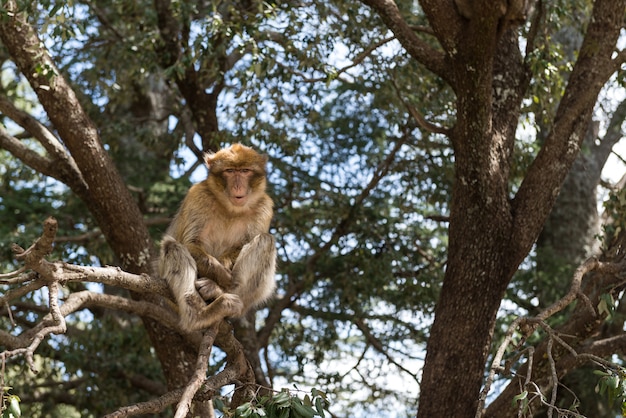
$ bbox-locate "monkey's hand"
[195,256,233,289]
[196,278,225,302]
[218,247,242,270]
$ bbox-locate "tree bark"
[361,0,626,416]
[0,0,201,408]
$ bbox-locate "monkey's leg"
[231,233,277,308]
[158,236,206,331]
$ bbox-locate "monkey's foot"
[184,292,208,312]
[196,278,224,302]
[208,293,244,318]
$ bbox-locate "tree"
[2,0,626,417]
[358,0,626,416]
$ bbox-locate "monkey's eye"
[224,169,236,174]
[240,169,251,173]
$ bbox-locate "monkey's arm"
[186,242,233,289]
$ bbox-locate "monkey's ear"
[204,152,215,169]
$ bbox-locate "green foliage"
[1,0,623,416]
[594,368,626,414]
[217,388,329,418]
[602,187,626,252]
[3,314,164,417]
[1,388,21,418]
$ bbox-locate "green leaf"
[608,375,620,389]
[291,399,316,418]
[512,390,528,407]
[8,395,21,418]
[278,407,289,418]
[273,391,291,408]
[236,403,253,418]
[213,397,225,411]
[315,396,326,417]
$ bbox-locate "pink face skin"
[223,168,254,206]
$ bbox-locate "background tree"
[360,0,626,416]
[1,0,626,417]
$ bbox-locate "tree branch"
[511,0,626,260]
[360,0,449,82]
[0,121,53,168]
[481,254,626,417]
[0,95,87,193]
[0,0,152,273]
[174,327,217,418]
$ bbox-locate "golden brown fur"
[158,143,276,332]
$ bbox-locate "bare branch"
[0,278,46,307]
[2,280,67,373]
[13,216,57,263]
[477,255,622,416]
[103,388,183,417]
[60,264,170,296]
[0,124,55,176]
[296,35,398,83]
[354,318,418,380]
[390,72,451,135]
[0,95,86,192]
[57,291,178,329]
[535,257,600,322]
[174,326,218,418]
[360,0,448,81]
[405,101,450,135]
[0,267,27,282]
[104,324,251,417]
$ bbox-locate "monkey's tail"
[158,235,198,328]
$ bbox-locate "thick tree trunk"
[411,1,625,417]
[0,2,202,410]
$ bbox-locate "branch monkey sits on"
[158,143,276,332]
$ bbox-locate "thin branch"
[0,279,46,307]
[360,0,448,81]
[0,95,87,195]
[390,73,451,135]
[2,281,67,373]
[354,318,418,380]
[545,337,557,418]
[299,35,398,83]
[535,256,600,322]
[105,324,250,416]
[0,267,26,281]
[174,326,218,418]
[405,101,451,135]
[477,255,617,416]
[312,135,407,261]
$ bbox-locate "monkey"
[158,143,277,332]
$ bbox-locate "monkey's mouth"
[231,196,247,206]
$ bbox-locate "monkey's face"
[205,144,269,209]
[222,168,256,206]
